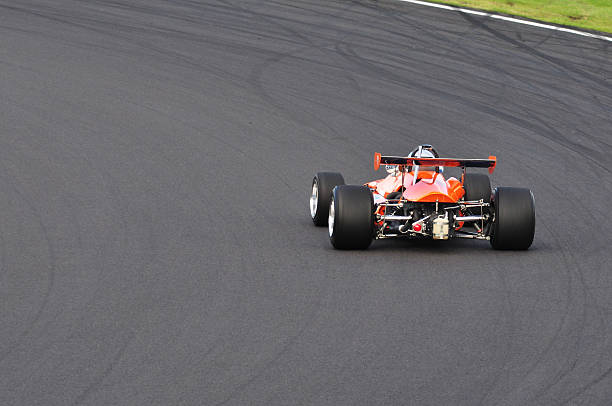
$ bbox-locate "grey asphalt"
[1,0,611,404]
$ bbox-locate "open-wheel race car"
[310,145,535,250]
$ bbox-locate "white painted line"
[395,0,612,42]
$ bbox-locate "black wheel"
[310,172,345,226]
[490,187,535,250]
[463,173,491,203]
[329,185,374,250]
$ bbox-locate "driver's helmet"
[408,144,440,172]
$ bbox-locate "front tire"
[329,185,374,250]
[490,187,535,250]
[310,172,345,226]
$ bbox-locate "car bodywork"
[366,153,497,241]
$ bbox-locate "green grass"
[428,0,612,34]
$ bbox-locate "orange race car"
[309,145,535,250]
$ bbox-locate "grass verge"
[427,0,612,34]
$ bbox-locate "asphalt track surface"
[0,1,611,405]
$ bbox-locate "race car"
[309,145,535,250]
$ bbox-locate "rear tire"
[463,173,491,203]
[329,185,374,250]
[310,172,345,226]
[490,187,535,250]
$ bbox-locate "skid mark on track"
[0,158,56,364]
[71,330,135,406]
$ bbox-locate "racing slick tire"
[463,173,491,203]
[329,185,374,250]
[490,187,535,250]
[310,172,345,226]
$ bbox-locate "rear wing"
[374,152,497,174]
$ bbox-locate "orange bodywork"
[369,152,494,233]
[402,172,464,202]
[367,171,464,203]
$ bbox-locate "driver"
[407,144,440,172]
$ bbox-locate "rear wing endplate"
[374,152,497,174]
